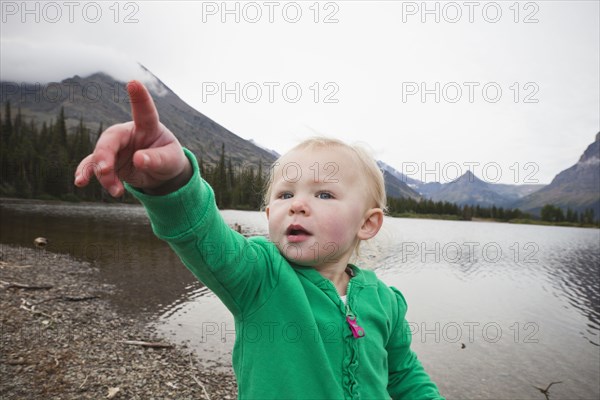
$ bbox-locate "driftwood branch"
[62,295,98,302]
[33,295,99,305]
[189,352,211,400]
[533,381,563,400]
[19,298,53,319]
[192,375,211,399]
[1,280,53,290]
[79,374,89,390]
[118,340,173,349]
[6,358,27,366]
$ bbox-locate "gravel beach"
[0,244,238,399]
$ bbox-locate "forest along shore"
[0,244,237,399]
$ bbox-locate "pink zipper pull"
[345,302,365,339]
[346,315,365,338]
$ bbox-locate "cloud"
[0,38,167,95]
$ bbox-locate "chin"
[276,246,316,266]
[281,254,318,266]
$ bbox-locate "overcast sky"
[1,0,598,184]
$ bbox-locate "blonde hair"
[263,137,387,213]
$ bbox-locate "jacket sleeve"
[386,287,445,400]
[124,148,280,317]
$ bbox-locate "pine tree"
[461,204,472,220]
[44,108,70,197]
[56,107,68,146]
[1,102,13,186]
[254,161,264,209]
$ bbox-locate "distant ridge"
[0,69,277,168]
[514,133,600,215]
[428,170,514,207]
[379,160,543,207]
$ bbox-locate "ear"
[357,208,384,240]
[265,206,270,220]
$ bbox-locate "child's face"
[266,146,378,268]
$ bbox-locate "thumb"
[133,143,187,180]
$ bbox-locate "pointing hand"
[74,80,191,196]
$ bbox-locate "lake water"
[1,198,599,399]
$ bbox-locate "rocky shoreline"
[0,244,237,399]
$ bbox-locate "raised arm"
[74,81,279,317]
[74,80,191,196]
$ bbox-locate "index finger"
[127,80,159,131]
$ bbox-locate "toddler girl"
[75,80,444,400]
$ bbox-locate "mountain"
[491,183,546,200]
[0,69,277,168]
[375,161,421,199]
[419,178,544,209]
[377,160,542,203]
[248,139,280,158]
[0,69,427,203]
[382,170,421,200]
[412,181,444,198]
[514,133,600,215]
[377,161,421,187]
[428,170,515,207]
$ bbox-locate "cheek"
[267,206,285,234]
[322,204,365,241]
[267,212,279,232]
[319,214,356,244]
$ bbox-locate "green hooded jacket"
[126,148,444,400]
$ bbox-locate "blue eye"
[317,192,333,199]
[279,192,293,199]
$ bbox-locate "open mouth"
[286,224,312,241]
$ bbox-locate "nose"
[289,197,309,215]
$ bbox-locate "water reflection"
[540,241,600,346]
[1,198,208,316]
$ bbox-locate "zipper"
[346,304,365,338]
[344,281,365,339]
